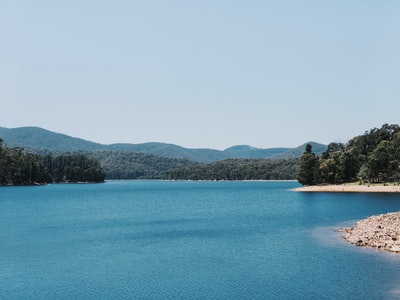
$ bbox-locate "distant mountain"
[107,142,224,162]
[222,145,290,159]
[107,143,292,161]
[0,126,327,162]
[0,126,106,152]
[272,142,327,159]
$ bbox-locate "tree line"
[0,138,105,185]
[297,124,400,185]
[87,151,200,179]
[164,158,299,180]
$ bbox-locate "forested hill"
[165,158,299,180]
[87,151,200,179]
[0,126,106,152]
[0,126,326,162]
[0,138,105,185]
[297,124,400,185]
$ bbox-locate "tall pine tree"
[297,144,319,185]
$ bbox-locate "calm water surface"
[1,181,400,299]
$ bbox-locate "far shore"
[293,183,400,193]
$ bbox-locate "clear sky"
[2,1,400,150]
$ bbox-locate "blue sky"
[2,1,400,149]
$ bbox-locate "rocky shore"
[337,212,400,253]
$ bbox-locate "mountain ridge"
[0,126,327,162]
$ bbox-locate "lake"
[1,181,400,299]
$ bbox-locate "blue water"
[1,181,400,299]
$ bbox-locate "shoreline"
[293,184,400,193]
[337,212,400,253]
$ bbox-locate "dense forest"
[164,158,299,180]
[32,149,200,180]
[0,126,329,181]
[5,124,397,184]
[0,138,105,185]
[20,149,300,181]
[297,124,400,185]
[88,151,200,179]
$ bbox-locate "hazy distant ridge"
[0,126,105,152]
[0,126,326,162]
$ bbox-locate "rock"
[339,212,400,254]
[391,245,400,252]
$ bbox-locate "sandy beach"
[293,184,400,193]
[294,183,400,253]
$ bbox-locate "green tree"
[357,163,370,184]
[368,140,392,182]
[319,157,337,184]
[297,144,319,185]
